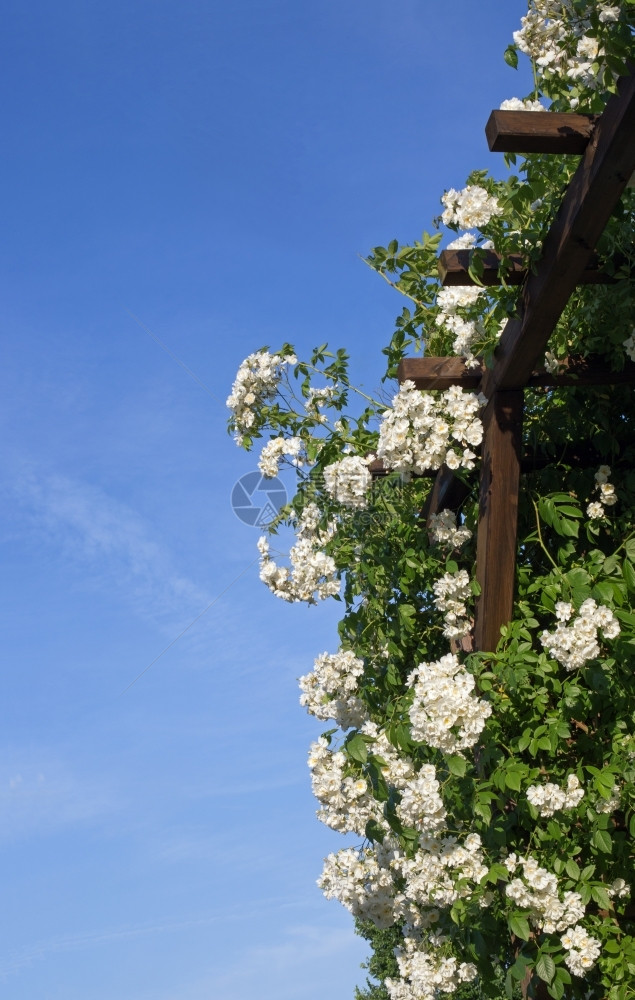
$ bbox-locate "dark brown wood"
[398,355,635,391]
[474,391,524,652]
[438,248,616,287]
[439,249,526,286]
[485,109,598,153]
[482,72,635,397]
[367,458,437,479]
[371,440,617,479]
[398,356,482,389]
[421,464,471,521]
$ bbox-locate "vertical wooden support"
[473,390,524,652]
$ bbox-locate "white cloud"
[149,922,368,1000]
[9,465,210,621]
[0,753,119,844]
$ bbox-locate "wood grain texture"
[482,73,635,397]
[398,356,635,391]
[485,109,597,153]
[438,248,615,287]
[474,391,524,652]
[422,464,471,521]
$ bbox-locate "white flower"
[540,599,620,671]
[623,331,635,361]
[428,510,472,551]
[445,232,477,250]
[408,653,491,753]
[609,878,630,899]
[599,5,620,22]
[595,465,611,484]
[599,482,617,506]
[560,925,601,977]
[544,351,559,374]
[432,570,472,640]
[499,97,546,112]
[258,436,304,477]
[299,650,367,729]
[323,455,372,509]
[441,185,503,230]
[526,774,584,817]
[587,501,604,520]
[318,844,398,928]
[258,503,340,604]
[377,382,483,477]
[227,350,295,440]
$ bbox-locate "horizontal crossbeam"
[397,356,635,391]
[485,109,597,153]
[369,441,615,480]
[438,248,615,287]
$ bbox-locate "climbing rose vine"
[227,3,635,998]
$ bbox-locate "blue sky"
[0,2,532,997]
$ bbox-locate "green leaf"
[505,769,523,792]
[592,828,612,854]
[548,976,564,1000]
[485,863,510,884]
[508,913,531,941]
[591,884,612,908]
[557,505,582,518]
[504,44,519,68]
[536,953,556,984]
[565,858,580,880]
[446,755,467,777]
[345,733,368,764]
[364,820,385,844]
[622,559,635,592]
[509,955,531,981]
[539,498,555,527]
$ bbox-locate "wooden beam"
[482,73,635,397]
[398,357,481,389]
[438,248,616,287]
[439,249,525,286]
[367,458,437,479]
[371,442,618,480]
[485,109,597,154]
[398,356,635,391]
[474,391,524,652]
[422,464,471,521]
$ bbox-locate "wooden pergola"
[381,74,635,653]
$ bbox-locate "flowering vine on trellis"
[227,3,635,999]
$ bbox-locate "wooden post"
[474,391,524,652]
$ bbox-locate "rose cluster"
[526,774,584,817]
[432,569,472,640]
[226,349,295,442]
[513,1,621,101]
[505,855,587,935]
[540,599,620,671]
[587,465,618,520]
[408,653,492,754]
[323,455,373,509]
[257,502,340,604]
[428,510,472,552]
[434,285,485,370]
[441,185,503,230]
[299,649,367,730]
[258,435,304,478]
[376,381,483,477]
